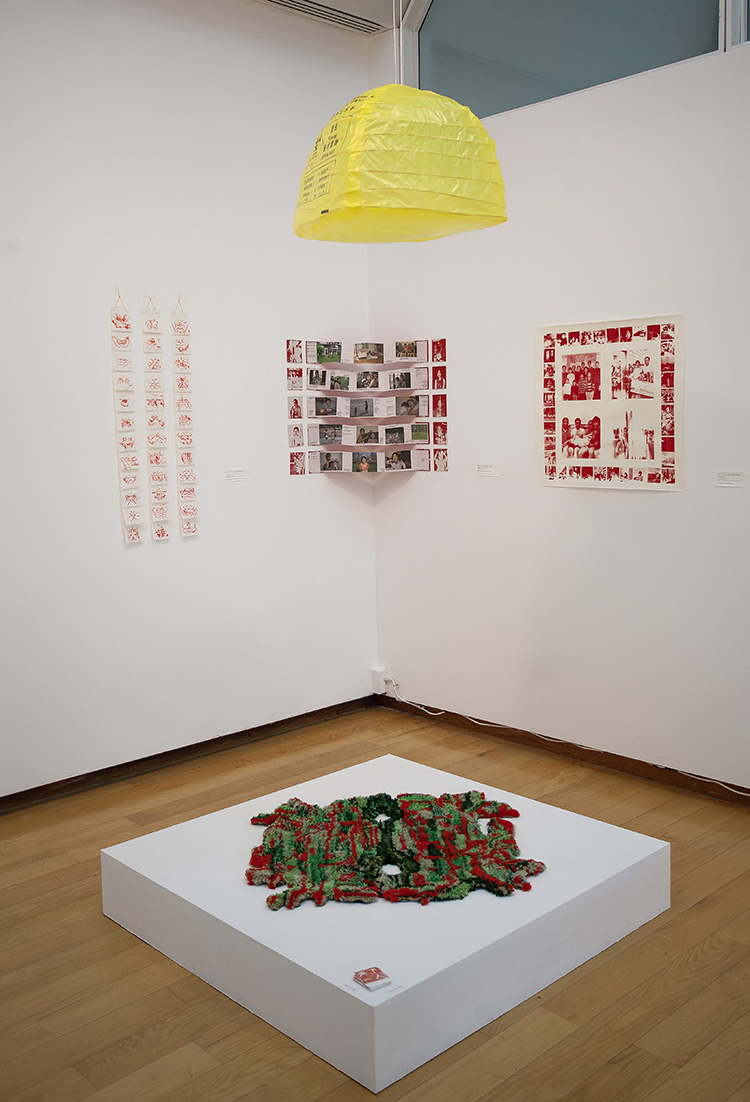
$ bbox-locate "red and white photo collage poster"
[110,292,198,543]
[285,338,448,475]
[538,314,683,490]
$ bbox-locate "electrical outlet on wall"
[370,667,387,694]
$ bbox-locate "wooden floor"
[2,708,750,1102]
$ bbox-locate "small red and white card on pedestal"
[353,966,391,991]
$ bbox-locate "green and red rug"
[246,790,545,910]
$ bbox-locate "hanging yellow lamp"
[293,83,507,244]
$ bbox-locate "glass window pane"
[729,0,749,44]
[420,0,720,118]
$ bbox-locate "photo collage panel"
[286,339,448,475]
[539,316,683,490]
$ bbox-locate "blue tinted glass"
[420,0,719,117]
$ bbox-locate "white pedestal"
[101,754,670,1093]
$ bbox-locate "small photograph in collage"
[353,343,384,363]
[354,451,377,473]
[320,452,343,471]
[286,339,302,363]
[385,451,411,470]
[395,339,428,360]
[316,341,341,363]
[356,426,379,444]
[388,370,411,390]
[356,370,380,389]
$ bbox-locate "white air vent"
[257,0,393,34]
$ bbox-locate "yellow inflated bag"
[293,84,507,243]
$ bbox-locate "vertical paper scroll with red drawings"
[285,337,448,475]
[141,298,172,541]
[111,296,144,544]
[110,292,198,544]
[171,303,198,537]
[538,315,683,490]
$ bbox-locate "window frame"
[720,0,749,47]
[412,0,748,108]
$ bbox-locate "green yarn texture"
[246,790,545,910]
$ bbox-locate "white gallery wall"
[369,45,750,788]
[0,0,380,796]
[2,1,749,799]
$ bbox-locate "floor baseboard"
[0,696,377,815]
[378,695,750,808]
[3,693,748,814]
